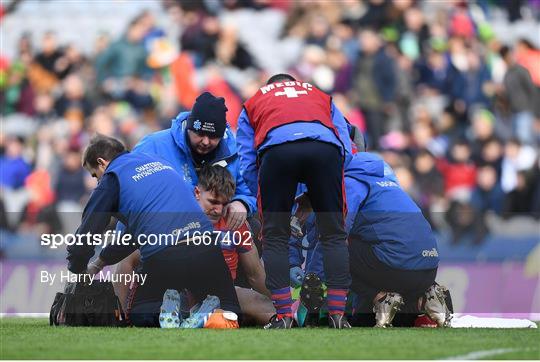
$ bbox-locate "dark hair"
[416,148,435,159]
[266,73,296,85]
[452,138,470,147]
[499,45,511,59]
[82,135,126,169]
[197,164,236,201]
[507,137,521,147]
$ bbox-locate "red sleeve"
[234,221,253,253]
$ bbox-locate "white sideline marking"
[443,348,523,360]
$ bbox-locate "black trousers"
[349,241,436,326]
[258,140,351,290]
[130,243,240,327]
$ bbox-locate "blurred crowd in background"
[1,0,539,259]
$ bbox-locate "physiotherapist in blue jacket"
[66,135,240,327]
[291,152,450,328]
[133,92,256,230]
[289,158,401,284]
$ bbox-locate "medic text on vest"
[259,81,314,95]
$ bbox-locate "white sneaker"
[373,292,404,328]
[159,289,182,328]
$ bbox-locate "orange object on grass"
[203,309,239,329]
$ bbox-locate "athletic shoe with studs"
[180,295,220,328]
[423,284,452,327]
[300,273,325,313]
[373,292,404,328]
[328,313,352,329]
[263,315,295,329]
[159,289,182,328]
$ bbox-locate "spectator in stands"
[54,73,92,118]
[34,31,68,80]
[500,141,539,216]
[0,136,31,189]
[357,0,390,29]
[500,45,537,144]
[54,147,87,205]
[501,138,538,194]
[449,48,492,112]
[412,149,444,225]
[180,12,220,67]
[504,170,536,215]
[95,19,149,89]
[478,137,504,176]
[469,108,497,162]
[415,47,452,96]
[399,6,430,61]
[471,164,505,216]
[437,139,477,199]
[33,92,57,124]
[460,163,503,244]
[351,28,397,149]
[18,170,61,235]
[514,38,540,88]
[2,61,34,115]
[445,198,482,245]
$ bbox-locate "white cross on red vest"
[274,87,308,98]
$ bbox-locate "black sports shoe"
[328,313,352,329]
[263,315,295,329]
[300,273,325,313]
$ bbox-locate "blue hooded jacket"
[133,112,257,214]
[290,153,439,277]
[346,152,439,270]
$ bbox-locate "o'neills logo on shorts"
[422,248,439,257]
[172,222,201,237]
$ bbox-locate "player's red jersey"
[214,218,253,280]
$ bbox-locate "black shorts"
[129,243,240,327]
[349,241,437,326]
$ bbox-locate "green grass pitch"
[1,318,538,360]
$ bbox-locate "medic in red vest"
[236,74,354,329]
[236,75,353,196]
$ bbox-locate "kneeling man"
[293,152,451,327]
[67,135,240,327]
